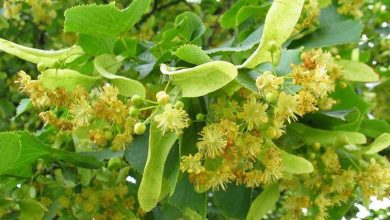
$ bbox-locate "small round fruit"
[313,142,321,151]
[268,40,278,53]
[134,122,146,135]
[108,157,122,170]
[129,106,140,117]
[196,113,204,121]
[131,95,143,106]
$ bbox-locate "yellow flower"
[154,104,190,134]
[238,97,269,130]
[256,71,284,95]
[69,98,92,127]
[321,148,340,172]
[180,153,205,174]
[314,193,332,219]
[209,164,235,191]
[244,170,263,187]
[197,124,227,159]
[237,133,262,159]
[100,84,119,102]
[112,133,133,151]
[262,147,284,184]
[296,90,318,116]
[318,97,337,111]
[274,92,299,123]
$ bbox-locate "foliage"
[0,0,390,219]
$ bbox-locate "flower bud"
[196,113,205,121]
[131,95,143,106]
[156,91,169,105]
[268,40,278,53]
[134,122,146,135]
[108,157,122,170]
[129,106,140,117]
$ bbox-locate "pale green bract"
[161,61,238,97]
[290,123,367,146]
[337,59,379,82]
[0,38,83,67]
[64,0,152,37]
[39,69,100,92]
[138,118,178,212]
[94,54,146,98]
[364,133,390,154]
[246,184,279,220]
[282,151,314,174]
[240,0,305,68]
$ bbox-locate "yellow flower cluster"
[337,0,363,18]
[179,50,344,191]
[278,142,390,220]
[292,49,343,115]
[181,114,285,191]
[293,0,320,35]
[16,72,137,151]
[3,0,57,29]
[37,171,138,220]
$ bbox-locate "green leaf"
[240,0,305,68]
[94,54,146,98]
[220,0,249,28]
[21,132,103,169]
[0,133,21,175]
[138,117,178,211]
[214,184,251,219]
[288,123,367,146]
[77,34,117,56]
[281,151,313,174]
[175,12,206,42]
[168,175,207,220]
[289,16,362,49]
[276,49,301,75]
[125,129,149,173]
[0,38,83,66]
[236,4,270,26]
[173,44,211,65]
[337,60,379,82]
[163,142,180,196]
[161,61,238,97]
[64,0,152,37]
[15,99,33,118]
[365,133,390,154]
[206,25,263,54]
[327,197,356,219]
[331,84,370,115]
[39,69,100,92]
[19,199,46,220]
[235,70,258,93]
[0,15,9,30]
[246,184,280,220]
[360,119,390,138]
